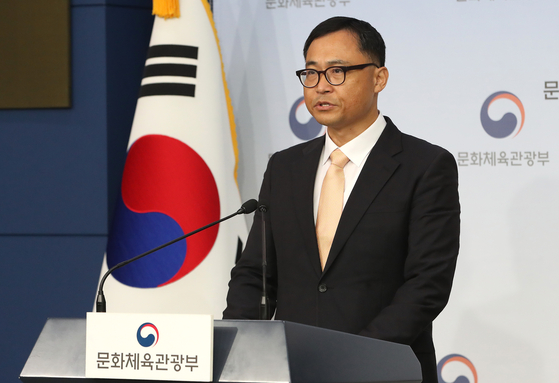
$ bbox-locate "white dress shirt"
[313,112,387,223]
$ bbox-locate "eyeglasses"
[295,63,379,88]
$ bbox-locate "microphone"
[96,199,258,312]
[258,204,270,320]
[237,199,258,215]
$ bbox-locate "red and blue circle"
[106,134,220,288]
[437,354,478,383]
[480,91,525,139]
[137,322,159,347]
[289,96,323,140]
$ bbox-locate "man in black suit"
[223,16,460,383]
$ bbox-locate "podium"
[20,318,421,383]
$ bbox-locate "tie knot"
[330,149,349,168]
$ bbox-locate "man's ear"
[374,66,389,93]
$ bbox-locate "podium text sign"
[85,313,213,381]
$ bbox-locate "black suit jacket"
[224,117,460,383]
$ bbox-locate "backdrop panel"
[214,1,559,382]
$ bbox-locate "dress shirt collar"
[321,112,387,166]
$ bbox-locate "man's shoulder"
[272,135,325,162]
[385,116,453,159]
[401,131,451,156]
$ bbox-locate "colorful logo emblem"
[289,96,323,140]
[106,134,220,288]
[437,354,478,383]
[480,91,525,138]
[137,323,159,348]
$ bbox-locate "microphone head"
[240,199,258,214]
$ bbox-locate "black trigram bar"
[147,45,198,60]
[139,83,195,98]
[143,63,197,78]
[140,44,199,97]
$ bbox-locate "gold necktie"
[316,149,350,270]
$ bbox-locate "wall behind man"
[214,1,559,382]
[0,1,153,382]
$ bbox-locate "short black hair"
[303,16,386,67]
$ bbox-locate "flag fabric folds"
[98,0,246,317]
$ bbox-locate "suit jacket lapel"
[290,136,324,278]
[323,119,403,274]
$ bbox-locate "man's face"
[303,29,387,136]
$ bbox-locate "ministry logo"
[289,96,324,140]
[437,354,477,383]
[480,91,525,139]
[137,322,159,348]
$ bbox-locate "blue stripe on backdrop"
[0,2,153,382]
[0,237,107,382]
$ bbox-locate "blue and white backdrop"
[213,1,559,382]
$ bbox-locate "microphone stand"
[96,199,258,312]
[258,204,270,320]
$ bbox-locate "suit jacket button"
[318,284,327,293]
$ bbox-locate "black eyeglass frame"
[295,63,379,88]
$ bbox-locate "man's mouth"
[316,101,334,109]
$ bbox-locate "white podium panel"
[85,313,213,382]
